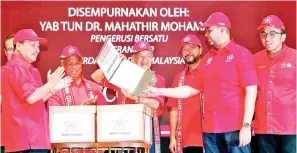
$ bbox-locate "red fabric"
[48,79,107,106]
[196,41,258,133]
[167,65,203,147]
[1,55,50,152]
[253,44,296,134]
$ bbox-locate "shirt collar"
[185,63,200,76]
[10,54,32,69]
[71,77,87,87]
[264,43,288,62]
[210,40,235,55]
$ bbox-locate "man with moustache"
[48,45,106,106]
[253,15,296,153]
[167,34,203,153]
[91,41,166,153]
[1,29,72,153]
[144,12,258,153]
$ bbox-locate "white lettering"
[86,21,101,31]
[39,21,59,31]
[68,7,158,17]
[161,21,203,31]
[90,35,134,43]
[105,22,158,32]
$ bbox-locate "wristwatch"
[243,122,251,128]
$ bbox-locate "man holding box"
[91,41,166,153]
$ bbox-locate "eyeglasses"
[5,47,14,52]
[137,54,153,60]
[260,31,284,38]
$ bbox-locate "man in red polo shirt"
[91,41,166,153]
[253,15,296,153]
[144,12,258,153]
[48,45,106,106]
[1,33,15,153]
[1,29,72,153]
[167,35,204,153]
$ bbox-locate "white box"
[97,104,152,144]
[49,106,96,143]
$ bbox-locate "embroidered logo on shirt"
[206,58,212,65]
[225,54,234,62]
[281,63,292,68]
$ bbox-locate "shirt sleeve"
[167,74,179,109]
[149,75,166,117]
[97,78,119,90]
[47,92,63,106]
[236,49,258,87]
[10,65,39,102]
[192,55,207,92]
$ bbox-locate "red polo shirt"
[195,41,258,133]
[253,44,296,135]
[1,66,10,147]
[98,73,166,117]
[47,79,107,106]
[1,55,50,152]
[167,65,203,148]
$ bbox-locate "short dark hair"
[4,34,15,50]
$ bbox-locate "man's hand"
[54,76,73,91]
[47,67,65,87]
[239,126,252,147]
[143,86,161,97]
[169,137,177,153]
[82,96,98,105]
[121,88,137,100]
[118,54,127,60]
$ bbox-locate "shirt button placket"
[267,62,275,133]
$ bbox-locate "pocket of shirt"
[277,68,295,82]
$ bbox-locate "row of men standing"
[1,11,296,153]
[1,30,165,153]
[145,12,296,153]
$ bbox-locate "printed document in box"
[96,40,153,96]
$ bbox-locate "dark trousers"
[203,130,250,153]
[1,146,4,153]
[183,146,203,153]
[7,149,49,153]
[255,134,296,153]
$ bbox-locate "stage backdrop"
[1,1,296,137]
